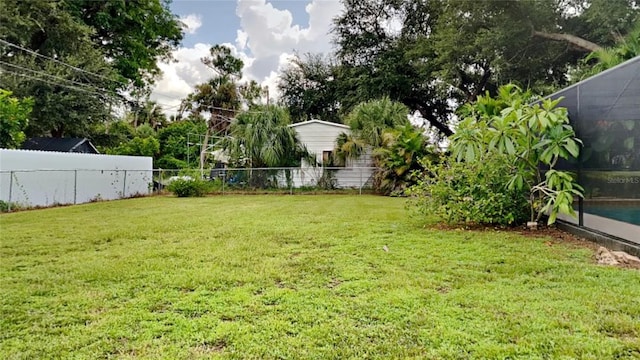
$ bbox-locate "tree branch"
[532,31,603,53]
[405,99,454,137]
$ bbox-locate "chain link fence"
[154,167,376,195]
[1,167,377,211]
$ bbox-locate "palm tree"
[131,100,167,130]
[332,132,365,166]
[217,105,312,187]
[345,97,410,148]
[180,45,243,171]
[577,24,640,80]
[373,123,437,194]
[219,105,312,168]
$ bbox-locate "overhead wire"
[0,39,264,116]
[0,38,126,86]
[1,69,110,97]
[0,60,113,93]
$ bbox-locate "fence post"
[8,171,13,212]
[222,171,226,195]
[74,170,78,204]
[122,170,127,198]
[289,168,293,195]
[359,168,363,195]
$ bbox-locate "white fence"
[0,149,152,208]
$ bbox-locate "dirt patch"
[427,222,640,270]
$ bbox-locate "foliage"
[277,53,341,123]
[218,105,313,168]
[156,118,207,169]
[2,196,640,358]
[155,155,187,170]
[0,0,183,137]
[408,156,530,226]
[135,124,156,139]
[0,200,20,213]
[332,0,453,136]
[166,177,211,197]
[345,97,409,148]
[324,0,640,137]
[571,23,640,81]
[65,0,184,88]
[130,100,168,130]
[334,98,432,194]
[0,89,33,148]
[332,132,365,167]
[180,45,257,169]
[373,124,437,195]
[108,136,160,158]
[0,3,117,137]
[450,84,583,225]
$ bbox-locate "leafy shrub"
[155,155,187,170]
[0,200,21,212]
[373,124,438,195]
[449,84,583,225]
[407,156,529,226]
[167,177,211,197]
[317,170,337,190]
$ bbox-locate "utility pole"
[266,87,270,107]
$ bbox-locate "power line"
[0,39,262,116]
[0,38,126,86]
[1,69,112,98]
[0,60,113,93]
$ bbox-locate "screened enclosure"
[549,56,640,243]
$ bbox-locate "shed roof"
[21,137,99,153]
[288,119,350,129]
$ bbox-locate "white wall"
[290,120,374,188]
[291,120,351,165]
[0,149,152,207]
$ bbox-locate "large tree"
[332,0,453,135]
[0,0,184,137]
[277,53,341,123]
[327,0,640,137]
[430,0,639,101]
[179,45,244,170]
[66,0,183,88]
[0,89,32,148]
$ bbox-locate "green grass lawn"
[1,195,639,359]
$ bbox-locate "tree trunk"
[405,99,454,137]
[532,31,603,53]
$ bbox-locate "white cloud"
[153,0,344,115]
[180,14,203,35]
[236,30,249,50]
[151,43,213,113]
[236,0,342,82]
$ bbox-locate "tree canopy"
[0,89,33,148]
[0,0,184,137]
[277,0,640,137]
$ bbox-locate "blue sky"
[170,0,312,52]
[151,0,342,110]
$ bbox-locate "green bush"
[166,177,211,197]
[407,156,529,226]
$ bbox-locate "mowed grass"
[1,195,639,359]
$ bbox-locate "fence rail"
[0,167,377,211]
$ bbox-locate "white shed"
[289,119,351,165]
[289,119,374,188]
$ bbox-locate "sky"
[150,0,344,113]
